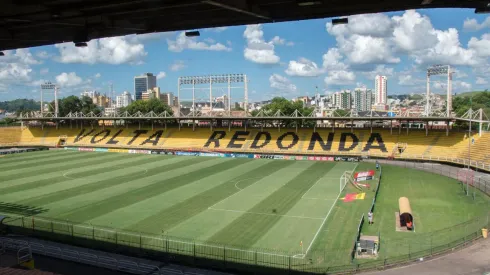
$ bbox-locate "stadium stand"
[0,128,21,146]
[2,126,489,168]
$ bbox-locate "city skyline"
[0,9,489,101]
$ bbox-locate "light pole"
[40,82,58,118]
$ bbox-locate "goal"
[340,171,355,193]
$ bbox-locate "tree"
[0,99,40,113]
[122,98,173,115]
[251,97,315,127]
[452,91,490,129]
[49,95,100,116]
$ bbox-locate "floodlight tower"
[426,65,452,117]
[40,82,59,117]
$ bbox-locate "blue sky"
[0,8,489,102]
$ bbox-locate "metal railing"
[0,237,169,275]
[2,209,488,274]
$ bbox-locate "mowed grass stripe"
[207,162,335,247]
[0,152,124,180]
[3,155,168,197]
[89,159,269,229]
[21,156,204,207]
[0,153,145,190]
[0,150,76,168]
[54,158,243,222]
[0,151,95,171]
[23,157,211,219]
[0,154,161,202]
[127,160,295,234]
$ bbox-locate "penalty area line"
[303,163,359,257]
[208,207,323,220]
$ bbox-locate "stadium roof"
[1,0,488,51]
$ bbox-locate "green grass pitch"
[0,150,488,268]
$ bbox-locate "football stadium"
[1,1,490,274]
[1,124,490,273]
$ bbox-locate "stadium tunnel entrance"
[399,197,414,230]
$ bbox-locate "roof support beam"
[202,0,271,20]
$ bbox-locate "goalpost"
[340,171,355,193]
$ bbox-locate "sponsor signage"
[260,155,274,159]
[108,148,128,153]
[335,156,360,162]
[273,155,284,160]
[176,152,199,156]
[200,152,220,157]
[78,147,95,152]
[129,149,151,154]
[354,170,375,181]
[94,148,108,152]
[233,154,252,158]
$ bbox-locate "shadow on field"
[0,202,48,216]
[3,223,319,275]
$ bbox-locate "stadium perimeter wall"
[2,126,490,172]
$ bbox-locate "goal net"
[340,171,355,193]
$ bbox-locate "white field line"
[208,177,269,209]
[301,177,343,200]
[167,238,289,258]
[208,207,323,220]
[302,163,359,258]
[234,177,262,191]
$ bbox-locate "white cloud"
[157,71,167,79]
[285,58,324,77]
[170,60,186,71]
[269,74,297,94]
[0,63,32,83]
[270,36,294,46]
[392,10,439,52]
[167,32,231,52]
[362,65,394,79]
[436,80,472,91]
[243,24,280,64]
[94,73,101,78]
[326,10,488,68]
[40,68,49,75]
[0,49,39,87]
[476,77,488,85]
[271,36,285,45]
[36,51,50,59]
[341,13,394,37]
[390,11,481,66]
[398,75,421,86]
[463,17,490,31]
[458,81,472,90]
[413,28,479,66]
[327,16,400,65]
[55,72,83,87]
[55,35,147,65]
[324,70,356,86]
[205,27,228,32]
[453,69,468,79]
[322,48,348,71]
[468,34,490,58]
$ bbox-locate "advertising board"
[354,170,375,181]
